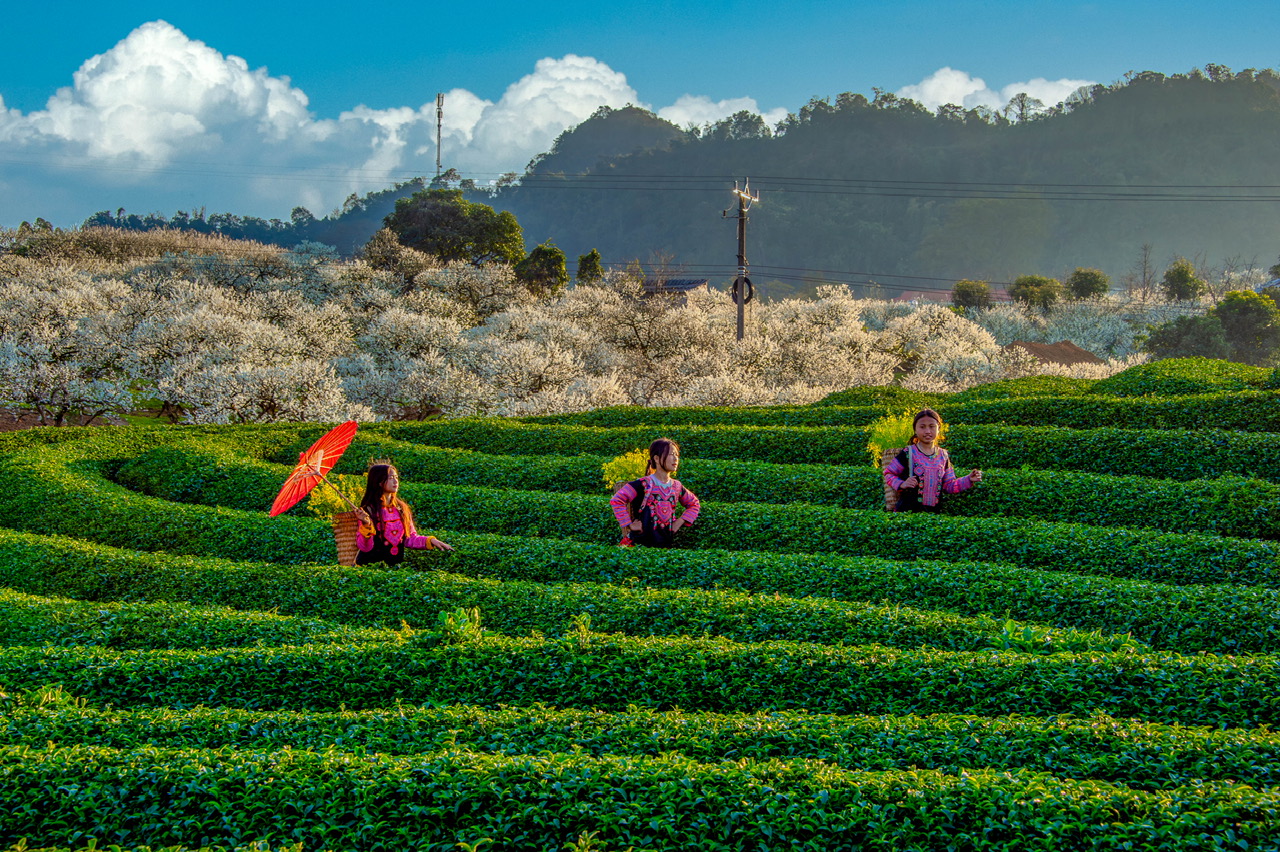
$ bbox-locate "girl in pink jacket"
[883,409,983,513]
[354,464,453,566]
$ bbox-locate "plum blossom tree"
[0,238,1168,424]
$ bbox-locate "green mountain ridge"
[83,67,1280,298]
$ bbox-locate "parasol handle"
[314,469,362,513]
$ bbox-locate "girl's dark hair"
[911,409,946,444]
[646,438,681,475]
[360,464,416,539]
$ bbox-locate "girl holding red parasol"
[354,462,454,566]
[270,422,453,566]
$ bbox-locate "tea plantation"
[3,359,1280,851]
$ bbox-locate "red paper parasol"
[269,420,361,517]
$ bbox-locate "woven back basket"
[332,511,360,566]
[881,447,911,512]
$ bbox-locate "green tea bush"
[948,375,1096,401]
[360,419,1280,479]
[6,704,1278,789]
[0,588,384,650]
[514,391,1280,433]
[1090,357,1270,396]
[5,435,1279,589]
[5,747,1277,851]
[0,530,1273,653]
[811,385,942,408]
[398,483,1280,587]
[0,532,1139,655]
[107,434,1280,539]
[7,401,1280,850]
[3,635,1278,725]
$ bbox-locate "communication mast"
[435,93,444,180]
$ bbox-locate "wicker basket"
[332,511,360,566]
[881,447,911,512]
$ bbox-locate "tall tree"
[1066,267,1110,299]
[1008,275,1063,310]
[951,279,991,309]
[384,189,524,265]
[1213,290,1280,365]
[577,248,605,284]
[515,241,569,297]
[1143,315,1231,360]
[1161,257,1207,301]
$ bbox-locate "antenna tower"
[435,93,444,179]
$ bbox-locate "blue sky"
[1,0,1277,226]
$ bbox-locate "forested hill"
[82,68,1280,298]
[490,68,1280,295]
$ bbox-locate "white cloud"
[898,67,1095,113]
[26,21,317,160]
[0,20,787,225]
[461,54,640,173]
[898,67,999,112]
[998,76,1095,110]
[659,95,788,132]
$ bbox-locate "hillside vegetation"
[80,69,1280,296]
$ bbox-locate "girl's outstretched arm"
[940,454,975,494]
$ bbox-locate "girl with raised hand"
[883,409,982,513]
[354,463,453,566]
[611,438,701,547]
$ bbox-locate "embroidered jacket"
[356,506,437,557]
[882,444,974,508]
[610,474,701,528]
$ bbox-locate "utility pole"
[435,93,444,180]
[723,179,760,340]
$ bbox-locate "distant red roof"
[1005,340,1105,366]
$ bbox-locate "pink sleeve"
[356,528,375,552]
[405,533,433,550]
[883,451,907,490]
[677,484,700,523]
[610,483,639,527]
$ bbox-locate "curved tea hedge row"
[12,435,1280,588]
[6,746,1278,851]
[1,529,1275,654]
[122,433,1280,539]
[350,418,1280,481]
[0,542,1137,655]
[525,389,1280,432]
[5,635,1278,725]
[0,588,385,650]
[8,703,1279,789]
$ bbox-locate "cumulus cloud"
[899,66,1094,113]
[26,21,318,160]
[0,20,782,225]
[659,95,789,132]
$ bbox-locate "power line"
[6,152,1280,201]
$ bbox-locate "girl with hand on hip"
[610,438,701,547]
